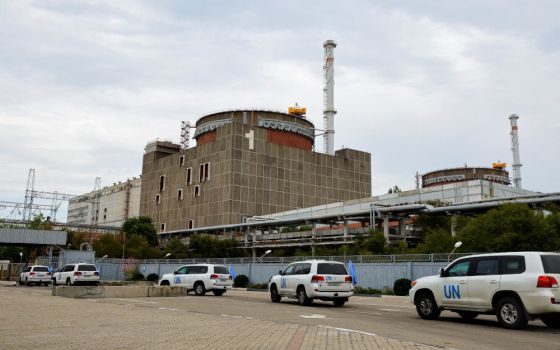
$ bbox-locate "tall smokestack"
[509,114,522,188]
[323,40,337,155]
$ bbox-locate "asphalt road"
[7,286,560,350]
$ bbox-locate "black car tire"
[297,286,312,306]
[333,299,346,307]
[213,290,225,296]
[415,292,441,320]
[496,297,528,329]
[270,285,282,303]
[194,282,206,296]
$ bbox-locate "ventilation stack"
[509,114,522,188]
[323,40,337,155]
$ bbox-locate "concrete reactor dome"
[194,109,315,151]
[422,166,510,188]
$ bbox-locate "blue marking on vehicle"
[174,276,181,284]
[280,277,286,288]
[444,284,461,299]
[326,276,333,281]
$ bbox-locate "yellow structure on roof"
[492,162,507,170]
[288,104,307,116]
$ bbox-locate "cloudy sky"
[1,1,559,220]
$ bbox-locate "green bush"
[234,274,249,288]
[353,286,382,295]
[146,273,159,282]
[247,283,268,289]
[126,272,145,281]
[382,286,395,295]
[393,278,412,296]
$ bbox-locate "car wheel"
[297,286,312,306]
[541,315,560,329]
[270,285,282,303]
[333,299,346,307]
[212,290,225,296]
[160,280,170,286]
[496,297,528,329]
[66,278,72,286]
[25,278,30,287]
[52,279,57,286]
[415,292,441,320]
[194,282,206,296]
[457,311,479,320]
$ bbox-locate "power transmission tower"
[23,169,36,221]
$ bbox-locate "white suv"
[19,265,51,286]
[268,260,353,307]
[52,263,100,286]
[158,264,232,296]
[409,252,560,329]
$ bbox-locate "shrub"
[247,283,268,290]
[393,278,412,296]
[353,286,382,295]
[382,286,395,295]
[126,272,145,281]
[146,273,159,282]
[234,274,249,288]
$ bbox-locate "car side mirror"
[278,270,283,275]
[173,270,177,275]
[439,268,445,277]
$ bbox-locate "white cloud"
[1,0,559,220]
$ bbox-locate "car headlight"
[411,280,417,287]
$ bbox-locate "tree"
[125,235,160,259]
[93,234,122,258]
[364,230,387,254]
[188,234,238,258]
[27,213,51,230]
[415,229,455,254]
[457,203,557,252]
[164,238,190,259]
[122,216,158,246]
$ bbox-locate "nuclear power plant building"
[139,109,371,232]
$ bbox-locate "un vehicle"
[409,252,560,329]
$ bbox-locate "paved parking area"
[0,287,442,350]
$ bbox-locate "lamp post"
[19,252,23,264]
[96,255,108,264]
[260,250,272,263]
[448,241,462,262]
[157,253,172,278]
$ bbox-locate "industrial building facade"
[67,177,141,227]
[140,109,371,231]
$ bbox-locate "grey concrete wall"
[98,261,447,289]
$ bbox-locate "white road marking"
[299,314,327,319]
[158,307,180,311]
[346,311,383,316]
[317,325,377,337]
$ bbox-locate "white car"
[52,263,100,286]
[409,252,560,329]
[158,264,232,296]
[19,265,51,286]
[268,260,353,307]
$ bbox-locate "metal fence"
[97,252,474,266]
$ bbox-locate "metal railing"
[77,252,476,266]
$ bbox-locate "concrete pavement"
[0,287,442,350]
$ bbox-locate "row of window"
[160,219,194,232]
[158,162,210,194]
[155,186,200,204]
[445,256,525,277]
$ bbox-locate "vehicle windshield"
[78,265,97,272]
[33,267,48,272]
[214,266,229,274]
[317,263,348,275]
[541,255,560,274]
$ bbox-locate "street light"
[260,250,272,263]
[96,255,108,264]
[19,252,23,264]
[448,241,462,262]
[157,253,172,279]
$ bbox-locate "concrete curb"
[0,281,17,287]
[52,285,187,298]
